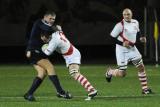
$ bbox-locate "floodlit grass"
[0,64,159,107]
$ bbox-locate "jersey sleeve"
[44,33,58,55]
[26,21,39,51]
[110,23,122,38]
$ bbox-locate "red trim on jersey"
[119,20,135,46]
[63,44,74,56]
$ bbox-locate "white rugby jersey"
[44,31,73,56]
[110,19,140,44]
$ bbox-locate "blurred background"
[0,0,159,64]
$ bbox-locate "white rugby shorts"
[116,44,142,67]
[63,47,81,67]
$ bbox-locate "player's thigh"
[116,46,128,69]
[34,64,46,72]
[33,64,47,78]
[130,47,142,67]
[63,48,81,67]
[37,59,54,71]
[130,47,142,60]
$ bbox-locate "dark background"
[0,0,159,64]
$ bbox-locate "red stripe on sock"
[80,77,84,83]
[86,84,91,89]
[90,88,94,92]
[76,75,80,81]
[82,80,88,86]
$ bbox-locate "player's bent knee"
[70,69,79,78]
[118,69,126,77]
[132,58,143,67]
[118,65,127,77]
[34,64,47,79]
[122,72,126,77]
[69,64,80,78]
[37,71,47,79]
[37,59,55,75]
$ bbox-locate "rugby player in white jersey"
[105,8,153,94]
[40,27,97,100]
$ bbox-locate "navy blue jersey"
[26,19,52,51]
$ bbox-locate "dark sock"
[27,77,43,95]
[48,75,65,94]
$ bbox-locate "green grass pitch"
[0,64,159,107]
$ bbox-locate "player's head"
[43,10,56,26]
[122,8,132,22]
[40,25,53,43]
[40,31,52,43]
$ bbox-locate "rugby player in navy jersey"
[24,10,72,101]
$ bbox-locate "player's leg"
[69,64,97,99]
[131,47,152,94]
[106,67,127,77]
[63,48,97,100]
[106,66,127,82]
[24,64,46,101]
[132,59,153,94]
[37,59,72,99]
[106,45,128,82]
[24,50,48,101]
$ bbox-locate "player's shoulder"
[53,31,61,34]
[30,19,42,31]
[52,31,61,37]
[34,19,42,25]
[131,19,139,24]
[115,21,123,27]
[32,19,44,29]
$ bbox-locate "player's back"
[50,31,72,54]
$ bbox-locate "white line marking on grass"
[0,94,160,99]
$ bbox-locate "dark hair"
[40,30,53,38]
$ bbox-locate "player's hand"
[123,41,130,48]
[26,51,31,58]
[41,35,51,43]
[140,37,146,43]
